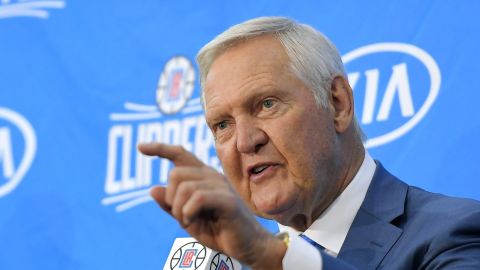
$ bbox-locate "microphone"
[163,237,244,270]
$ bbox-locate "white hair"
[196,16,364,139]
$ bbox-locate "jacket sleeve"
[423,209,480,270]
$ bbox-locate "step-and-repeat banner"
[1,1,479,269]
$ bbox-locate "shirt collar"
[278,152,376,256]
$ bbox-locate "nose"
[236,118,268,154]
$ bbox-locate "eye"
[262,99,276,109]
[216,121,228,130]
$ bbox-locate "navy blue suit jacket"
[321,162,480,269]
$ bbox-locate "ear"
[330,76,354,133]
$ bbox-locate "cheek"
[216,144,249,196]
[267,114,337,186]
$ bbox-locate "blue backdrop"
[1,1,480,269]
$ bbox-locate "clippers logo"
[170,242,206,270]
[216,261,229,270]
[0,0,66,19]
[179,249,197,268]
[157,56,195,114]
[102,56,220,212]
[210,253,235,270]
[343,42,441,148]
[0,107,36,198]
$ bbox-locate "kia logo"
[343,42,441,148]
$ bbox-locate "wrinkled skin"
[141,35,363,269]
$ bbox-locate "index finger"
[138,142,204,167]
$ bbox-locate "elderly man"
[139,17,480,269]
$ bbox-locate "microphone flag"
[163,237,243,270]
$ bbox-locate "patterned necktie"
[299,234,326,252]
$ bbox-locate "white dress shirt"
[279,152,377,269]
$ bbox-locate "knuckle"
[193,190,207,204]
[203,167,222,179]
[169,167,180,180]
[171,205,180,219]
[168,167,184,183]
[199,167,211,177]
[177,181,194,198]
[174,145,186,155]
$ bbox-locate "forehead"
[203,36,291,106]
[211,35,289,73]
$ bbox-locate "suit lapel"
[338,162,408,269]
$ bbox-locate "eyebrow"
[243,84,285,101]
[205,85,287,122]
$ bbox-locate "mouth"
[251,165,269,174]
[247,163,279,182]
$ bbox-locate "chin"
[267,212,292,225]
[254,200,297,223]
[253,210,288,224]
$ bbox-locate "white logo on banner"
[157,56,195,114]
[0,107,36,198]
[102,57,220,213]
[0,0,65,19]
[343,43,441,148]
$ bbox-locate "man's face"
[204,36,342,227]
